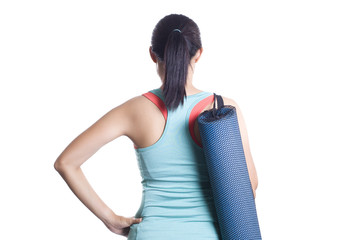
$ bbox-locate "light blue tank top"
[127,88,221,240]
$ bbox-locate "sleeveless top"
[127,88,221,240]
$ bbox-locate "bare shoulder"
[53,94,151,168]
[221,96,241,111]
[86,94,153,140]
[116,94,150,111]
[112,93,155,123]
[111,94,154,119]
[220,95,248,138]
[114,93,165,147]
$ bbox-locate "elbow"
[251,176,258,199]
[54,158,64,172]
[252,183,258,199]
[253,178,258,192]
[54,158,72,173]
[54,155,83,173]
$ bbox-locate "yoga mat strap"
[202,93,234,123]
[212,93,224,118]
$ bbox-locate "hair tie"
[172,29,181,33]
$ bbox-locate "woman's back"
[54,14,258,239]
[127,88,221,240]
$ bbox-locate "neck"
[160,82,202,96]
[158,63,202,95]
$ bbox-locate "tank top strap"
[133,89,168,150]
[142,90,168,121]
[186,92,214,148]
[137,88,214,150]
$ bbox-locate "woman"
[54,14,258,239]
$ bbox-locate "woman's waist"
[141,184,215,205]
[141,178,213,190]
[129,217,221,240]
[139,204,219,223]
[135,188,218,220]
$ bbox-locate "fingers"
[134,217,143,223]
[128,216,143,225]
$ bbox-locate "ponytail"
[151,14,202,110]
[163,30,190,110]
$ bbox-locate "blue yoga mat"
[197,94,262,240]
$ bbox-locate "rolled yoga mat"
[197,94,262,240]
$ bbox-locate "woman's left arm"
[54,97,142,236]
[223,97,259,199]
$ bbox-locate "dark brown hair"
[151,14,202,110]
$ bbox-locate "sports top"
[127,88,221,240]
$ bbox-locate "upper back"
[132,88,214,151]
[130,88,215,183]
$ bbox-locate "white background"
[1,0,359,239]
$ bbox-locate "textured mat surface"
[197,99,261,240]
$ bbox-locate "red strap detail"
[142,92,168,121]
[189,95,214,148]
[134,92,168,149]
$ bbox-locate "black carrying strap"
[212,93,224,118]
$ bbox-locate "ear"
[194,47,203,63]
[149,46,157,63]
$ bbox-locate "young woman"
[54,14,258,239]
